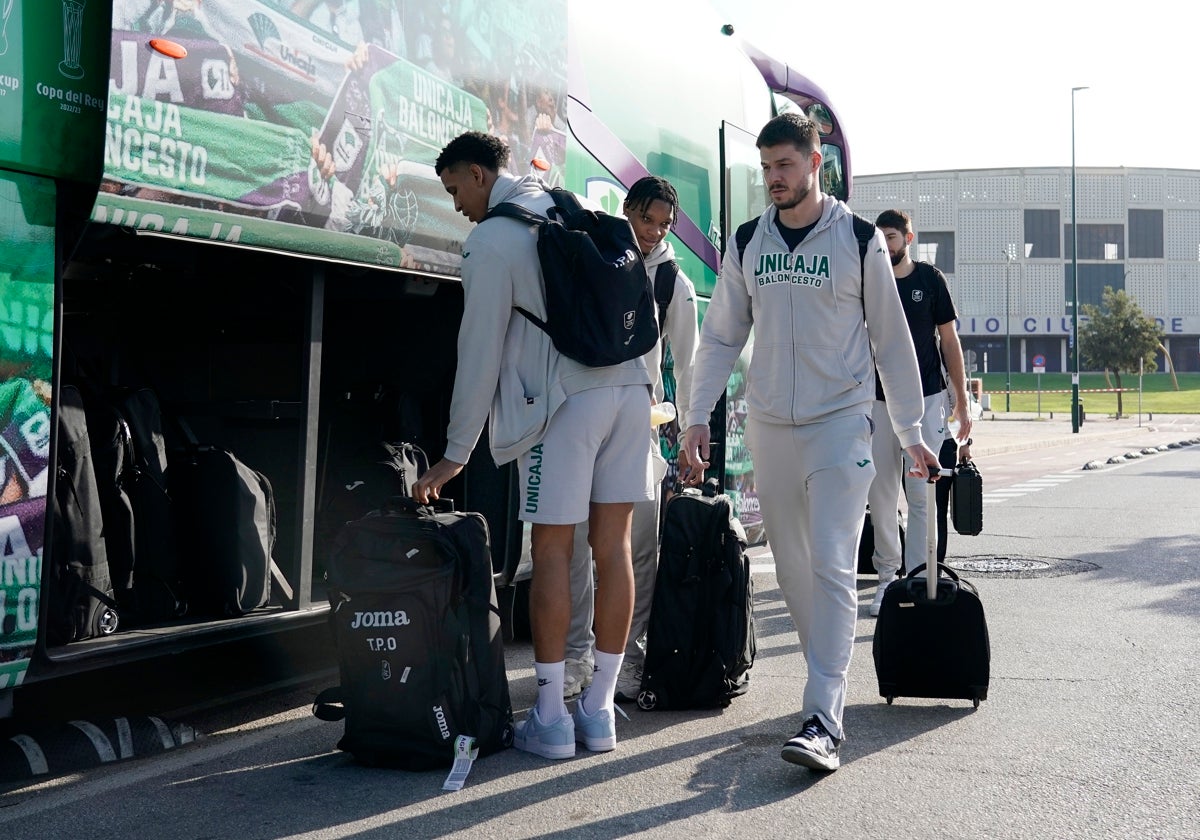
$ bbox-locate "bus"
[0,0,852,711]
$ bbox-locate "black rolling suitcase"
[873,472,990,707]
[636,478,754,711]
[313,497,514,769]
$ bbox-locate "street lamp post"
[1070,85,1088,433]
[1003,246,1014,412]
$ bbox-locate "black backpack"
[47,385,121,644]
[313,497,514,770]
[637,479,755,710]
[486,189,659,367]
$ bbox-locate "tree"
[1079,286,1164,419]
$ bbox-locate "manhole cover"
[948,555,1098,578]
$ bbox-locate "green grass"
[973,372,1200,416]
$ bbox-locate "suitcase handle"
[385,495,456,514]
[904,562,961,582]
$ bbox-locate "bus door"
[717,121,769,545]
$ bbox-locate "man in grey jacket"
[414,132,653,761]
[680,113,940,772]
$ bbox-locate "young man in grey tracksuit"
[563,176,700,702]
[415,132,654,761]
[680,113,940,771]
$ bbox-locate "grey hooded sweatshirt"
[685,195,925,449]
[443,173,651,466]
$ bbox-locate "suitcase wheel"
[636,690,657,711]
[973,699,980,709]
[886,696,894,705]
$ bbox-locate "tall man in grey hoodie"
[414,132,654,761]
[680,113,941,772]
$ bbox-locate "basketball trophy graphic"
[59,0,87,79]
[0,0,13,58]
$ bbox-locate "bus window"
[821,144,846,202]
[770,93,848,202]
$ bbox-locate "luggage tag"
[441,735,478,791]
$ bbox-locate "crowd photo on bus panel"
[415,106,975,773]
[113,0,568,182]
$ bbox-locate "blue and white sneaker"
[781,715,842,771]
[573,689,617,752]
[514,706,576,760]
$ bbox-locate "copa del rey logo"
[350,610,411,629]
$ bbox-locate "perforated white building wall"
[1023,263,1065,317]
[1166,176,1200,205]
[958,208,1021,263]
[1077,173,1125,220]
[1168,263,1200,312]
[1024,174,1060,204]
[1126,264,1166,315]
[1164,210,1200,263]
[1128,175,1163,205]
[916,179,955,228]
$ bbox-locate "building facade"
[850,167,1200,374]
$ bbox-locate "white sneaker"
[563,655,594,700]
[870,573,898,617]
[613,660,643,704]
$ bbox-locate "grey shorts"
[516,384,654,524]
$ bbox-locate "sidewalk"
[966,410,1200,457]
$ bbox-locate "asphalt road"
[1,417,1198,839]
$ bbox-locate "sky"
[710,0,1193,177]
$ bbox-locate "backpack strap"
[850,212,876,276]
[734,217,759,262]
[653,260,679,331]
[850,212,877,322]
[484,201,545,226]
[481,202,551,332]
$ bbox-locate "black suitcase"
[873,475,990,707]
[951,458,984,536]
[637,478,754,711]
[313,497,514,769]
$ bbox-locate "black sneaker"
[781,715,841,771]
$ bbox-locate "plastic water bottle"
[650,401,677,427]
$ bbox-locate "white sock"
[584,650,623,716]
[533,661,568,722]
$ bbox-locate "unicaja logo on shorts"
[350,610,411,628]
[433,705,451,740]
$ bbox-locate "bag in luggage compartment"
[47,384,120,643]
[169,433,277,618]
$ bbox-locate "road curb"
[0,716,197,786]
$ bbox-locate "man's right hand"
[679,424,711,486]
[412,458,464,504]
